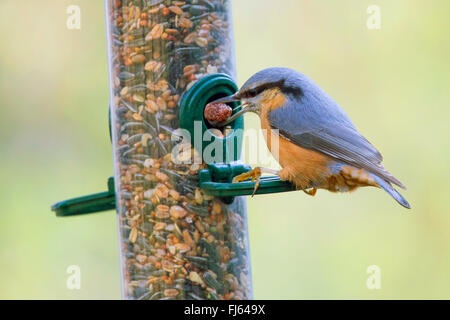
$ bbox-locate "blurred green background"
[0,0,448,299]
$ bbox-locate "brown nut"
[204,102,232,126]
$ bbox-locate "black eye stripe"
[243,81,283,98]
[241,79,303,98]
[248,87,264,96]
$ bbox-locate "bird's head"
[210,67,304,126]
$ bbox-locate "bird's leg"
[232,167,279,197]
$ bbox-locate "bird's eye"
[246,88,260,98]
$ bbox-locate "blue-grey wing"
[268,97,406,189]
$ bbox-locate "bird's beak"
[210,93,241,104]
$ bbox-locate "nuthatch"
[212,67,410,208]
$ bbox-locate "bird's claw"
[302,188,317,197]
[232,167,262,197]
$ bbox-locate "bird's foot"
[233,167,266,197]
[303,188,317,197]
[232,167,262,197]
[233,167,280,197]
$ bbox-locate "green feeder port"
[179,73,244,165]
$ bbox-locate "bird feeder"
[52,0,295,300]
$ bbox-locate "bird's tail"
[372,175,411,209]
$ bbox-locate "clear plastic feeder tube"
[105,0,252,300]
